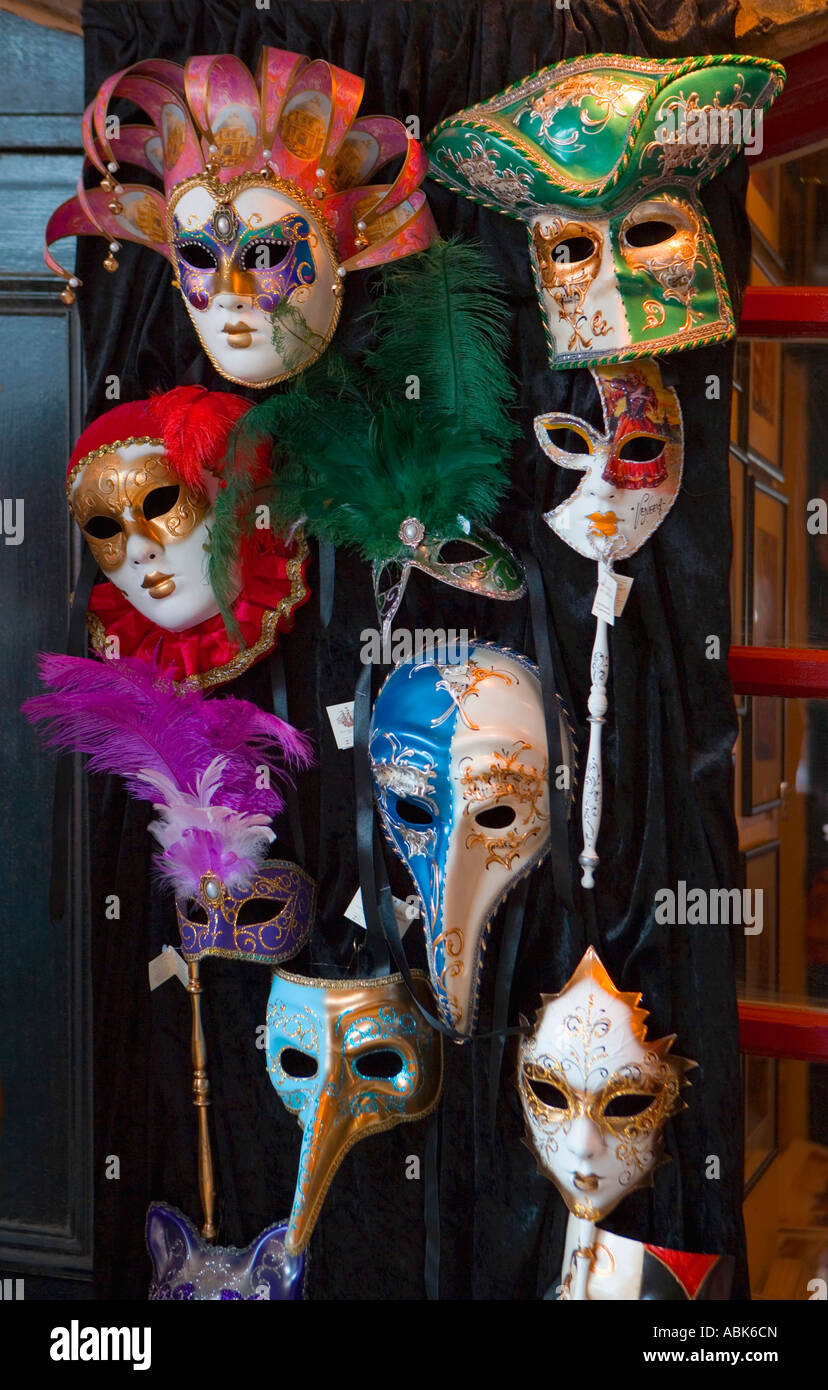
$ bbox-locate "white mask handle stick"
[571,1217,598,1300]
[580,610,609,888]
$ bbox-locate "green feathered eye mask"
[233,239,525,634]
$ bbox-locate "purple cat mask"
[146,1203,306,1300]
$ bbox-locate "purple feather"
[23,654,313,893]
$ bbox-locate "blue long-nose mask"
[370,643,565,1033]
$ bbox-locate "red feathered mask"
[66,386,266,493]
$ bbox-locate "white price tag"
[613,573,634,617]
[344,887,367,929]
[591,569,618,625]
[591,570,633,624]
[326,701,355,749]
[148,945,189,991]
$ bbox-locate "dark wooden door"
[0,9,91,1292]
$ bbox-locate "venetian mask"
[370,643,568,1033]
[69,443,227,633]
[517,947,693,1221]
[556,1217,734,1301]
[374,522,525,638]
[265,969,443,1253]
[45,48,437,388]
[147,1203,306,1300]
[176,861,315,964]
[425,53,784,368]
[169,176,341,387]
[534,359,683,563]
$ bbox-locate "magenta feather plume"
[23,654,313,894]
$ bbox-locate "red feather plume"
[149,386,253,492]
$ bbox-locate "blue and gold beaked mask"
[370,643,567,1034]
[266,969,443,1253]
[425,54,784,368]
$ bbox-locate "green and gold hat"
[425,53,784,368]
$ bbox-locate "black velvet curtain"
[79,0,750,1300]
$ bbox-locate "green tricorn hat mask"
[425,53,784,369]
[236,239,525,635]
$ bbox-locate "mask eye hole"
[142,485,180,522]
[280,1048,318,1079]
[617,435,666,464]
[240,239,290,271]
[235,898,288,927]
[355,1048,405,1080]
[552,235,596,264]
[623,220,677,249]
[185,900,209,924]
[526,1076,569,1110]
[603,1091,655,1119]
[395,798,434,827]
[542,425,592,455]
[436,539,488,564]
[83,515,123,539]
[177,243,219,270]
[474,805,517,829]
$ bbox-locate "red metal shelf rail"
[739,285,828,337]
[738,1000,828,1064]
[728,646,828,699]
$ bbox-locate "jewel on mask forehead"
[399,516,425,548]
[212,204,238,244]
[45,47,439,386]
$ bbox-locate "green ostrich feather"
[228,239,519,573]
[208,416,267,641]
[365,238,517,439]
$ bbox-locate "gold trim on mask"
[619,196,703,332]
[166,172,343,389]
[66,436,163,499]
[517,947,695,1219]
[269,969,444,1253]
[531,218,613,352]
[70,448,210,572]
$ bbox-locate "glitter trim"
[66,437,163,499]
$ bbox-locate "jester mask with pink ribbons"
[46,48,437,387]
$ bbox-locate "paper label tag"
[613,573,634,617]
[344,888,419,939]
[591,571,633,625]
[148,945,189,991]
[326,701,355,749]
[344,887,367,929]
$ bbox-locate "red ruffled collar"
[86,532,309,690]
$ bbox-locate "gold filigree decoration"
[431,661,512,731]
[70,449,208,572]
[522,74,644,146]
[642,298,666,329]
[460,743,549,824]
[438,137,534,207]
[619,196,703,331]
[465,822,542,870]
